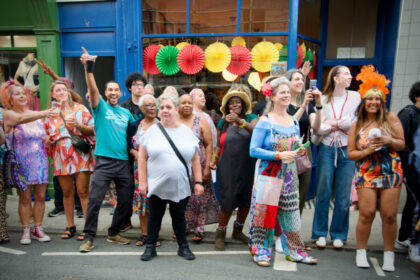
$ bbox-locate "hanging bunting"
[227,45,252,76]
[279,45,288,61]
[296,43,304,68]
[143,45,161,75]
[251,41,279,73]
[177,44,205,75]
[301,42,307,60]
[155,46,180,75]
[204,42,231,73]
[309,50,317,80]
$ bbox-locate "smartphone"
[309,79,317,89]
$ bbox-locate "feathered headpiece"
[356,65,390,101]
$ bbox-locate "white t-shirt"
[141,123,199,202]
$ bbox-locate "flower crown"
[356,65,390,101]
[262,83,273,97]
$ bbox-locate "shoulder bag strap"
[58,110,76,138]
[157,122,193,192]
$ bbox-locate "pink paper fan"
[227,45,252,76]
[177,44,205,75]
[143,45,161,75]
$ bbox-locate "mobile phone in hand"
[309,79,317,89]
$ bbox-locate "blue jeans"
[311,144,355,242]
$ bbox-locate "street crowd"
[0,47,419,273]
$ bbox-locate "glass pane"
[191,0,237,33]
[326,0,378,59]
[241,0,289,33]
[0,51,40,110]
[142,0,187,34]
[13,35,37,48]
[0,36,11,47]
[298,0,321,39]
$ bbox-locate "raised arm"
[80,47,100,108]
[3,108,52,132]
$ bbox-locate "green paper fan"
[279,45,288,61]
[304,48,314,64]
[155,46,180,75]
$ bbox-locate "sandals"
[77,233,85,241]
[136,235,161,247]
[61,226,76,239]
[192,232,205,242]
[299,256,318,264]
[257,260,270,267]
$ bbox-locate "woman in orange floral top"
[44,80,95,240]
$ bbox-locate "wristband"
[212,153,219,160]
[274,151,281,161]
[316,105,323,110]
[86,60,95,73]
[194,181,203,185]
[239,120,246,128]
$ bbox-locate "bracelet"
[194,181,203,185]
[274,151,281,161]
[212,153,219,160]
[239,120,246,128]
[316,105,323,110]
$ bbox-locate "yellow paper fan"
[232,36,246,47]
[248,72,262,91]
[274,43,283,52]
[158,44,165,49]
[301,42,307,59]
[176,42,189,50]
[222,69,238,82]
[205,42,231,73]
[251,41,279,73]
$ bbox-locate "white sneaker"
[382,251,395,272]
[394,239,410,250]
[20,227,31,245]
[333,239,344,249]
[315,237,326,248]
[409,244,420,263]
[275,236,283,253]
[32,225,51,242]
[356,249,370,268]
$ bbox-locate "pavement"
[4,192,409,255]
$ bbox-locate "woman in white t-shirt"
[311,66,361,249]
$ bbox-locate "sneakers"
[356,249,370,268]
[333,239,344,249]
[141,244,157,261]
[119,221,133,232]
[394,239,410,250]
[409,244,420,263]
[107,235,130,245]
[48,208,64,217]
[20,227,31,245]
[382,251,395,272]
[178,245,196,260]
[32,225,51,242]
[275,236,283,253]
[79,240,94,252]
[315,237,326,248]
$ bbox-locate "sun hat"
[220,89,252,116]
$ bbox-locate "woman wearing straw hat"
[210,84,258,251]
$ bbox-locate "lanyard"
[330,91,348,120]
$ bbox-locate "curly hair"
[0,83,28,110]
[124,72,147,92]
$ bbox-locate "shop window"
[326,0,378,59]
[241,0,289,33]
[298,0,321,40]
[0,36,12,48]
[191,0,237,34]
[142,0,187,34]
[0,51,40,110]
[13,35,37,48]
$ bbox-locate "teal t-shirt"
[92,98,134,160]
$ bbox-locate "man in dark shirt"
[120,72,147,120]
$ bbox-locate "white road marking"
[42,250,250,256]
[0,246,27,255]
[369,257,386,277]
[273,252,297,271]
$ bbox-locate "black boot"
[178,244,195,260]
[141,244,156,261]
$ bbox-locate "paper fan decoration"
[251,42,279,73]
[232,36,246,47]
[279,45,288,61]
[155,46,180,75]
[177,44,205,75]
[176,42,189,50]
[222,69,238,81]
[296,43,304,68]
[275,43,283,52]
[205,42,231,73]
[143,45,162,75]
[248,72,263,91]
[227,45,252,76]
[309,51,317,80]
[301,42,307,60]
[304,48,314,64]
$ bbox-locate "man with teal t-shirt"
[79,47,135,253]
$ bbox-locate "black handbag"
[58,111,92,154]
[157,122,194,192]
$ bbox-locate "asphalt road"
[0,232,418,280]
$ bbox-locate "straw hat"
[220,90,252,116]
